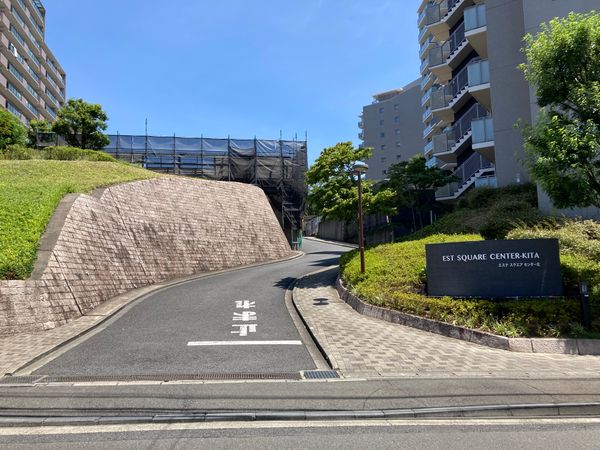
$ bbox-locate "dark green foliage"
[306,142,395,221]
[520,12,600,208]
[51,99,110,150]
[0,145,117,162]
[0,109,27,150]
[27,119,52,147]
[406,184,541,240]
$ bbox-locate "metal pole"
[253,136,258,185]
[116,131,119,160]
[200,134,204,178]
[358,173,365,274]
[228,135,232,182]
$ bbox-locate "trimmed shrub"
[0,145,35,160]
[0,146,117,162]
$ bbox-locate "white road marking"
[232,311,257,321]
[187,340,302,346]
[235,300,255,309]
[230,324,258,336]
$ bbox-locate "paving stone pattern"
[0,178,291,335]
[294,269,600,378]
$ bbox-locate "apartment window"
[25,100,39,117]
[382,169,387,175]
[380,132,385,138]
[380,144,386,151]
[379,119,384,126]
[394,116,400,123]
[381,157,387,163]
[8,63,24,82]
[6,101,23,119]
[7,82,23,100]
[11,7,26,28]
[394,104,399,111]
[379,107,384,113]
[45,104,56,118]
[395,129,401,136]
[396,142,402,147]
[10,25,25,47]
[396,154,402,160]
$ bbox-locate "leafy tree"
[51,99,110,150]
[0,109,27,149]
[306,142,395,222]
[27,119,52,147]
[385,155,457,229]
[519,12,600,208]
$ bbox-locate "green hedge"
[340,227,600,338]
[0,145,116,162]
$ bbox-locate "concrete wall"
[0,177,292,335]
[486,0,532,187]
[362,80,424,180]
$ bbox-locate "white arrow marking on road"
[187,341,303,346]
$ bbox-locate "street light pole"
[353,161,369,274]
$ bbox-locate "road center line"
[187,340,303,346]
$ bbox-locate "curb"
[7,251,305,376]
[336,278,600,356]
[1,402,599,426]
[291,266,341,371]
[303,237,358,249]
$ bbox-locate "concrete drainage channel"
[0,370,341,385]
[1,403,600,426]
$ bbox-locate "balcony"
[472,116,495,160]
[467,59,491,109]
[422,107,433,123]
[425,0,469,42]
[427,21,470,82]
[358,132,364,140]
[424,140,434,156]
[465,3,487,57]
[431,62,471,123]
[421,71,434,91]
[423,120,441,140]
[421,87,432,107]
[436,152,495,200]
[433,103,487,162]
[358,121,364,129]
[420,57,429,75]
[419,35,435,58]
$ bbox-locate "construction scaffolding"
[37,132,308,245]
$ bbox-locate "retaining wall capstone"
[0,177,292,335]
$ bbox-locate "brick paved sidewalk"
[293,267,600,379]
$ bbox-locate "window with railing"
[45,73,61,93]
[421,87,432,106]
[25,100,39,117]
[428,22,466,68]
[25,80,39,100]
[8,63,24,82]
[11,7,27,28]
[29,0,45,23]
[467,59,490,86]
[28,30,41,50]
[433,103,487,153]
[465,3,486,32]
[10,25,26,47]
[6,101,23,119]
[27,48,41,67]
[26,64,40,83]
[472,116,494,144]
[7,82,23,101]
[424,140,434,155]
[432,62,470,109]
[8,43,26,65]
[45,104,57,118]
[436,152,493,198]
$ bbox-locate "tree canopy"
[0,109,26,150]
[520,12,600,208]
[306,142,395,222]
[51,99,110,150]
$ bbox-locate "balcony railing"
[420,57,429,73]
[465,3,486,32]
[433,103,487,154]
[436,152,493,198]
[422,107,432,122]
[428,21,465,67]
[426,0,462,26]
[432,62,469,109]
[421,87,432,106]
[467,59,490,86]
[421,72,433,89]
[472,116,494,144]
[419,35,433,57]
[424,141,434,155]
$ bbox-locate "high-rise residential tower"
[418,0,598,202]
[0,0,66,123]
[359,79,423,180]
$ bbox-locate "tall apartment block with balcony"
[0,0,65,124]
[358,79,423,181]
[418,0,598,203]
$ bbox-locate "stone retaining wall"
[0,177,292,335]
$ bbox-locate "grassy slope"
[0,160,160,280]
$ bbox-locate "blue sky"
[43,0,421,164]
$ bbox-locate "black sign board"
[426,239,563,298]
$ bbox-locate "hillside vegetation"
[0,150,160,279]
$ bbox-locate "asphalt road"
[1,419,600,449]
[32,239,351,377]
